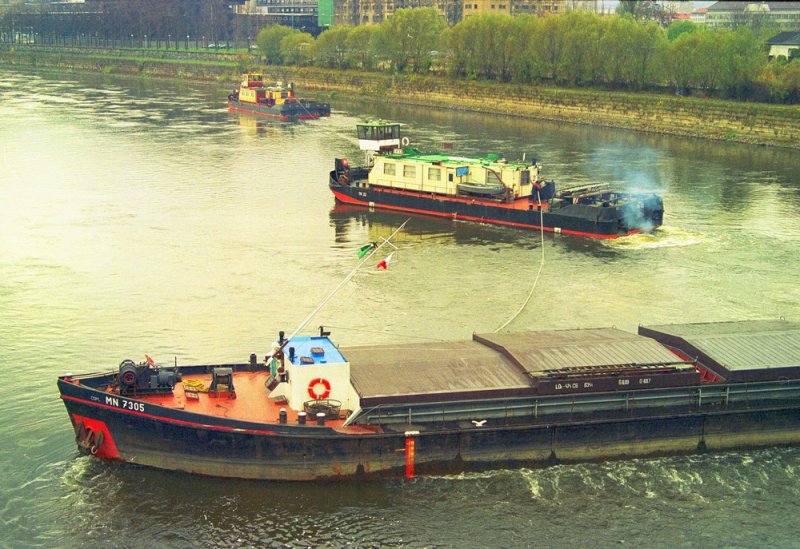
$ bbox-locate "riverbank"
[3,44,799,149]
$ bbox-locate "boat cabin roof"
[357,121,401,128]
[287,335,345,365]
[380,151,531,170]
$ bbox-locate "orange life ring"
[308,377,331,400]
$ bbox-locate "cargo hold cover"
[345,328,694,406]
[473,328,686,374]
[345,340,533,407]
[473,328,695,394]
[638,320,800,382]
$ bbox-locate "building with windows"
[691,6,708,24]
[462,0,512,17]
[766,31,800,59]
[235,0,320,31]
[462,0,607,19]
[320,0,606,27]
[319,0,461,26]
[319,0,394,26]
[705,1,800,30]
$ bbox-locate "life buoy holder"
[338,173,350,185]
[401,136,410,147]
[308,378,331,400]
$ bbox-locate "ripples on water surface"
[1,69,799,548]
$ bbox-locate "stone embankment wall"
[279,67,800,149]
[0,45,238,80]
[3,45,798,149]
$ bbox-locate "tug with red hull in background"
[227,73,330,121]
[329,122,663,239]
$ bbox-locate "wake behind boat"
[329,122,663,239]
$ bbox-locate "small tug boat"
[329,122,663,239]
[227,72,331,121]
[58,319,800,480]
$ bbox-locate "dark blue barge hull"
[59,374,800,481]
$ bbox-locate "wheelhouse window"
[384,163,396,176]
[520,170,530,185]
[403,165,416,178]
[379,125,399,140]
[428,167,441,181]
[487,170,502,185]
[357,124,400,140]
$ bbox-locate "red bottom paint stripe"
[72,414,120,459]
[330,190,636,240]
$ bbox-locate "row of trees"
[257,8,447,73]
[257,9,799,104]
[2,1,798,104]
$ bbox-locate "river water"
[1,68,799,548]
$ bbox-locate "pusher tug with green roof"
[329,122,664,239]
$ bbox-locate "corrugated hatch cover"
[473,328,683,375]
[345,328,685,406]
[345,340,532,406]
[639,320,800,382]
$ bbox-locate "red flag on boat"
[376,252,394,270]
[145,355,156,367]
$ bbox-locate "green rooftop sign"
[318,0,333,27]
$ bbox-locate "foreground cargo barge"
[58,320,800,480]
